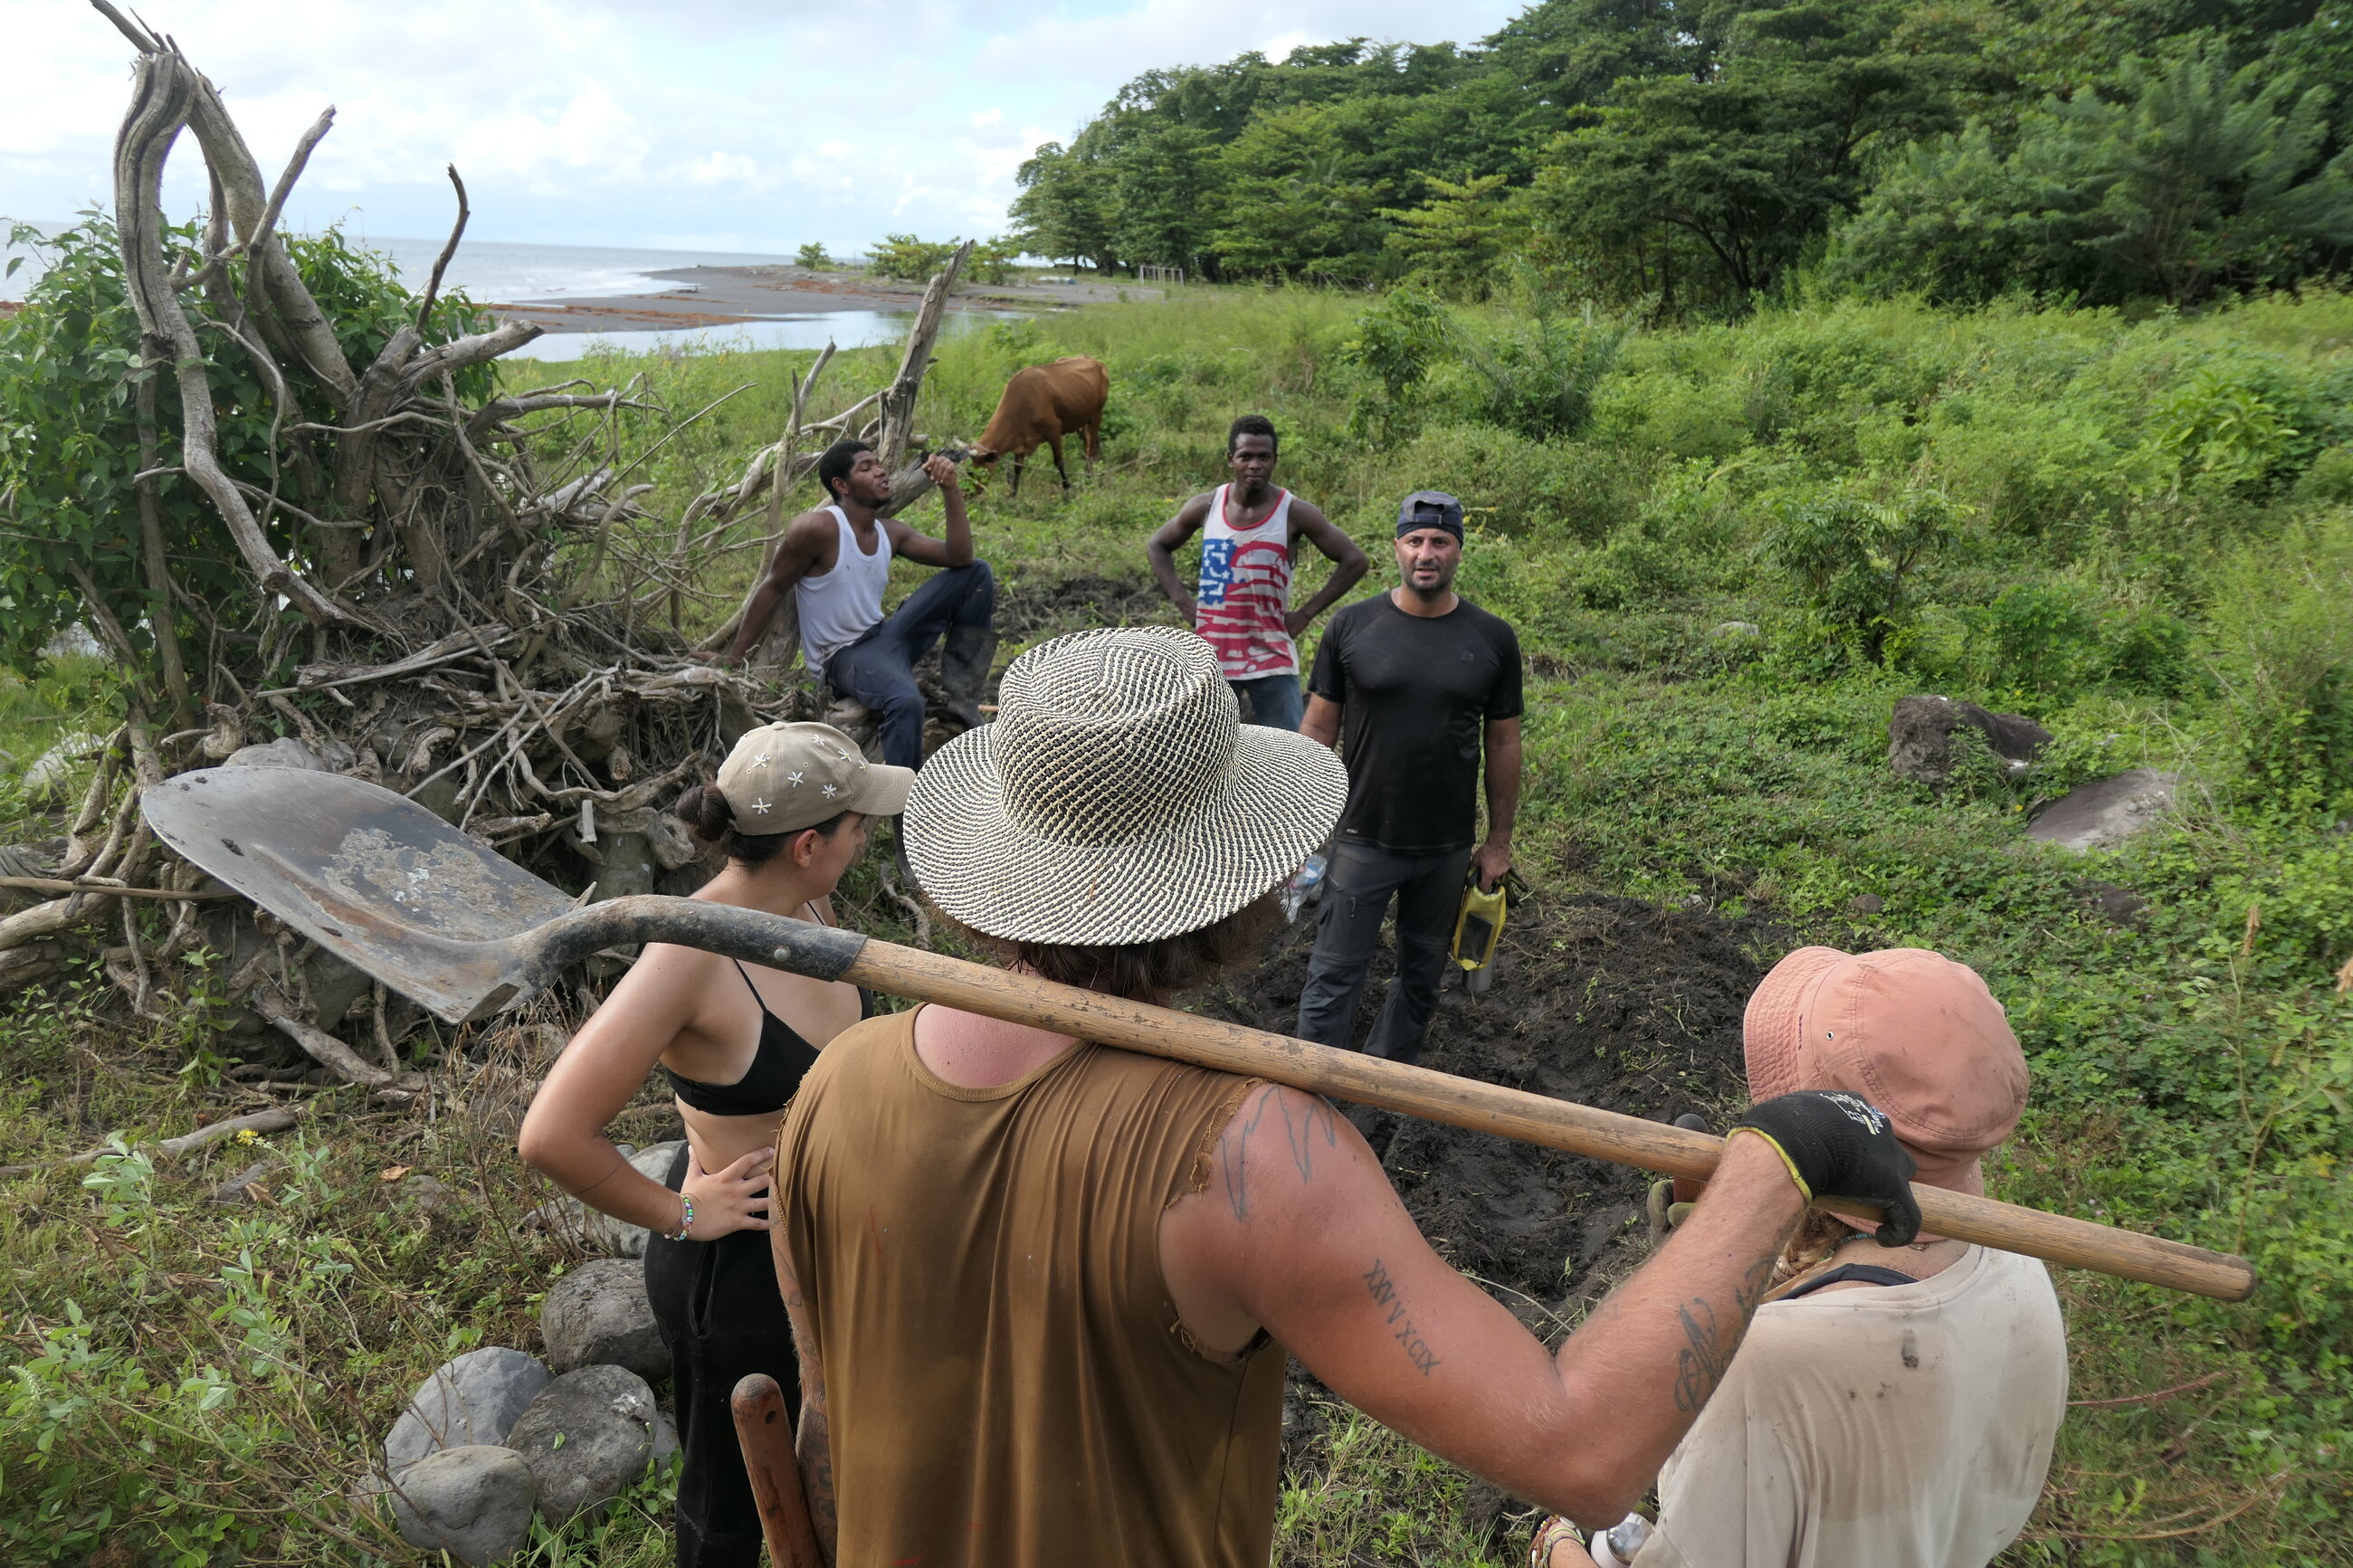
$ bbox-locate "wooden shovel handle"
[843,941,2257,1304]
[730,1373,824,1568]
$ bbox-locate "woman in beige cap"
[518,721,911,1568]
[1533,946,2070,1568]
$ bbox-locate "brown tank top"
[775,1006,1285,1567]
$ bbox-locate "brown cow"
[968,356,1108,497]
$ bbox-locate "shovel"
[141,766,2256,1302]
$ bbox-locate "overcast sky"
[0,0,1523,255]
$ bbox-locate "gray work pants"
[1294,841,1473,1067]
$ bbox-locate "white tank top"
[1194,483,1296,679]
[797,506,892,673]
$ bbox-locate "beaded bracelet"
[1529,1516,1586,1567]
[663,1194,695,1242]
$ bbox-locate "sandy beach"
[486,264,1159,334]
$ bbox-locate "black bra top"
[1781,1262,1919,1300]
[661,961,874,1117]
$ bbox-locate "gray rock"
[21,732,101,804]
[386,1348,553,1470]
[2082,881,2149,927]
[653,1411,681,1469]
[2027,770,2181,852]
[1888,696,2051,788]
[520,1143,682,1258]
[508,1364,659,1523]
[1847,893,1885,915]
[225,736,326,772]
[541,1258,670,1381]
[386,1445,538,1565]
[210,1158,280,1205]
[397,1174,461,1217]
[1712,621,1761,637]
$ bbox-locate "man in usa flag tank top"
[1146,415,1367,728]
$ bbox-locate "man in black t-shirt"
[1296,490,1523,1066]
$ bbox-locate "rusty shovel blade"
[140,767,864,1022]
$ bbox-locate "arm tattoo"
[1672,1246,1783,1413]
[1217,1087,1340,1221]
[1671,1297,1732,1412]
[780,1261,837,1553]
[1362,1259,1442,1377]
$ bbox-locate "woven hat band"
[994,631,1242,849]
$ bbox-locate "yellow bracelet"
[1727,1126,1814,1202]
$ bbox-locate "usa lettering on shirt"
[1196,484,1298,679]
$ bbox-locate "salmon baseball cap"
[1743,947,2027,1198]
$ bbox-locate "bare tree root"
[14,8,974,1107]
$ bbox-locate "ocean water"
[502,309,1019,362]
[3,226,1011,358]
[1,224,793,303]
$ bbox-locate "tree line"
[1008,0,2353,315]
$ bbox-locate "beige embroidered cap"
[904,625,1348,945]
[715,722,913,834]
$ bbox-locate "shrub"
[1758,486,1958,662]
[1337,287,1447,441]
[967,237,1024,286]
[795,242,831,269]
[2149,359,2324,499]
[2206,512,2353,819]
[1450,309,1625,442]
[867,234,962,281]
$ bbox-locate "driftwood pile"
[1,8,975,1088]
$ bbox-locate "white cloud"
[0,0,1523,255]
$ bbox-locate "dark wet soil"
[1198,892,1780,1316]
[995,573,1182,643]
[1187,891,1793,1555]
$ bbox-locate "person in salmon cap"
[1531,946,2071,1568]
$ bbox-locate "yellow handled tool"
[1452,878,1507,994]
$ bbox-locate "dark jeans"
[643,1145,798,1568]
[824,560,996,768]
[1230,672,1302,730]
[1295,841,1474,1067]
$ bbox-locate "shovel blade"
[141,767,576,1022]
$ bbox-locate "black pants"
[1294,841,1474,1067]
[643,1144,799,1568]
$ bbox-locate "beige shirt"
[1634,1245,2068,1568]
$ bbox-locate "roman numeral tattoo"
[1363,1259,1441,1377]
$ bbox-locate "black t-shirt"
[1308,594,1523,853]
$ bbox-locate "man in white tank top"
[1147,415,1367,728]
[712,441,995,769]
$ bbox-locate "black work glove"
[1729,1090,1921,1247]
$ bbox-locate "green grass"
[6,282,2351,1563]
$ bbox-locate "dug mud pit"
[1189,894,1795,1534]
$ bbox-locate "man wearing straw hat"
[1532,946,2069,1568]
[769,624,1925,1567]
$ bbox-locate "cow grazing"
[969,356,1109,498]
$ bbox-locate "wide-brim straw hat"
[1744,946,2028,1198]
[905,625,1348,946]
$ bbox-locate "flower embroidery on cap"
[750,754,770,767]
[786,771,805,786]
[821,783,838,798]
[750,798,772,814]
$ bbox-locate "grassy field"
[4,281,2350,1564]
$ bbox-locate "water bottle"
[1281,852,1328,924]
[1588,1514,1652,1568]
